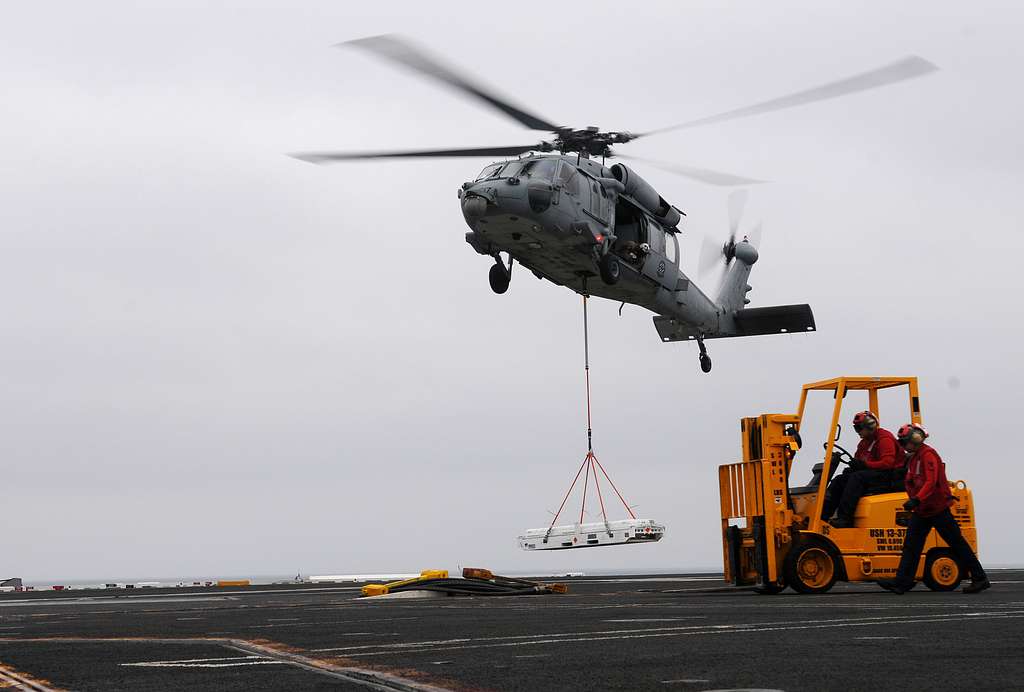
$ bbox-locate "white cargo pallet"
[518,519,665,550]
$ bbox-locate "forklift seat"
[789,464,906,497]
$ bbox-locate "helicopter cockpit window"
[475,163,503,181]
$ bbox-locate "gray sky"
[3,1,1023,581]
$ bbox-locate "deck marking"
[0,637,451,690]
[328,610,1024,657]
[123,660,285,668]
[124,655,263,664]
[316,611,981,652]
[605,617,707,623]
[0,662,64,692]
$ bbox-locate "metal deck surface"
[2,571,1022,691]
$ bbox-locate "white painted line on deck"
[325,610,1024,657]
[605,617,707,623]
[660,679,710,685]
[122,655,290,668]
[123,655,261,665]
[856,636,907,640]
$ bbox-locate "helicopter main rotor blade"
[342,34,561,132]
[615,154,765,187]
[697,236,724,279]
[290,144,543,164]
[640,55,938,136]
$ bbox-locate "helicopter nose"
[461,194,488,223]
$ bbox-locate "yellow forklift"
[719,376,978,594]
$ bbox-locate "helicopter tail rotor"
[698,189,751,285]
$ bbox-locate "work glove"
[903,497,921,511]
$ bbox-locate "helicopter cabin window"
[664,231,679,264]
[475,163,503,181]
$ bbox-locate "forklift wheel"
[922,549,963,591]
[784,538,839,594]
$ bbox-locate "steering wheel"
[823,442,856,466]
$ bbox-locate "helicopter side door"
[639,215,678,290]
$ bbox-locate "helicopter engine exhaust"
[609,163,681,229]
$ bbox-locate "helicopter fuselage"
[460,154,727,335]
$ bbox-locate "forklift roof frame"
[793,376,923,534]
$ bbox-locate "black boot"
[963,577,991,594]
[878,579,911,595]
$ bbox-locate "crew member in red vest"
[821,411,904,527]
[878,424,990,594]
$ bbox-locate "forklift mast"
[720,414,800,587]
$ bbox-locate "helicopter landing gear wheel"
[697,334,712,373]
[599,254,620,285]
[489,258,511,294]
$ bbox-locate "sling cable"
[516,290,665,550]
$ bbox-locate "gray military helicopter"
[292,36,936,373]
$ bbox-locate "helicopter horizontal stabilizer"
[653,304,816,342]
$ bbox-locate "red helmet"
[897,423,929,445]
[852,410,878,433]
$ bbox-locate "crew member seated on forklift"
[878,424,991,594]
[821,411,904,528]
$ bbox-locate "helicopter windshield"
[498,160,525,178]
[475,163,503,181]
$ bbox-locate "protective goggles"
[853,419,877,433]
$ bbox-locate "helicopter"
[292,35,937,373]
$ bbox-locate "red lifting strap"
[545,295,636,538]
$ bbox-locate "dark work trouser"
[894,508,987,586]
[821,468,891,521]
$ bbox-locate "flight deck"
[2,570,1022,691]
